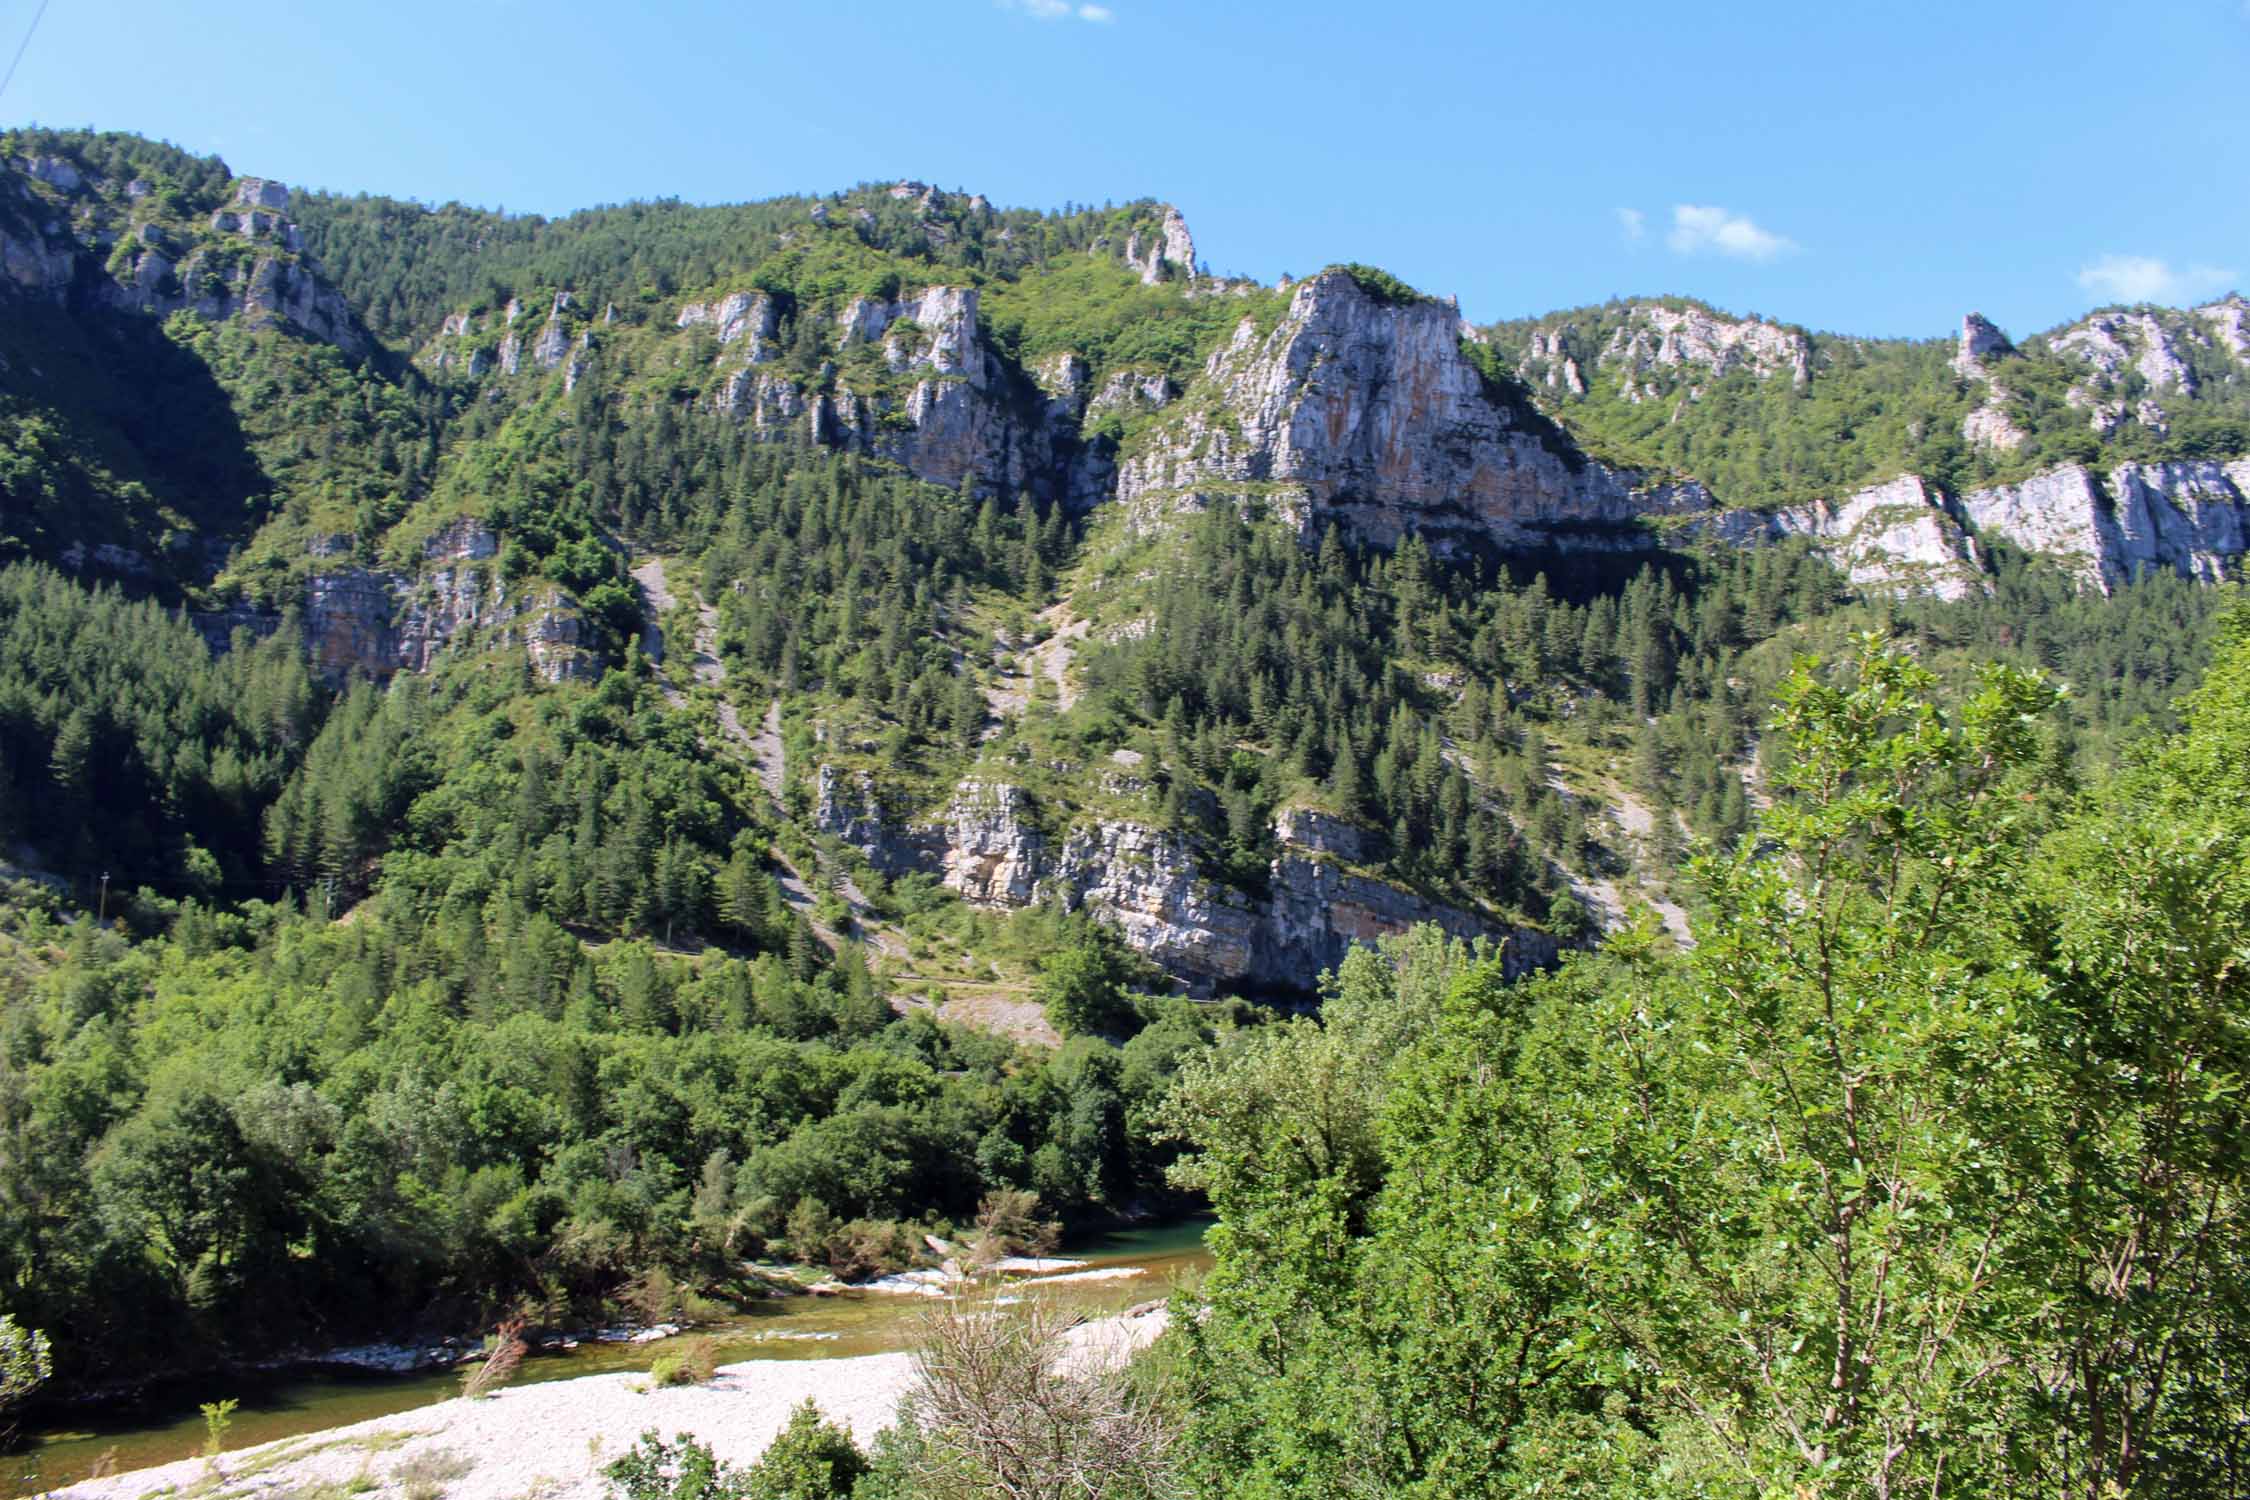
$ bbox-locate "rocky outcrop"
[711,282,1116,508]
[1777,476,1985,601]
[1125,206,1197,286]
[1704,459,2250,598]
[1952,312,2013,378]
[1960,460,2250,593]
[1053,820,1262,982]
[532,310,572,371]
[815,766,940,875]
[1703,475,1986,601]
[0,202,78,295]
[2197,296,2250,361]
[2050,309,2197,394]
[1264,843,1558,985]
[1602,302,1811,394]
[298,522,602,683]
[679,290,780,361]
[1117,269,1713,552]
[1962,400,2029,453]
[940,781,1047,905]
[819,773,1555,991]
[1,160,372,357]
[426,293,595,380]
[1085,370,1175,422]
[1520,329,1589,397]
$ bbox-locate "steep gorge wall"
[816,770,1559,992]
[2,164,369,357]
[200,522,603,684]
[1117,269,1713,550]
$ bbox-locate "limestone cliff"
[1599,302,1811,397]
[216,522,603,684]
[1961,460,2250,594]
[698,282,1117,510]
[2,161,370,357]
[1117,269,1713,552]
[815,771,1557,991]
[1708,460,2250,598]
[1706,475,1987,601]
[1124,205,1197,286]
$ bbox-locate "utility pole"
[98,871,109,924]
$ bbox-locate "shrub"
[968,1188,1060,1266]
[893,1295,1180,1499]
[648,1336,719,1388]
[742,1401,867,1500]
[458,1318,528,1400]
[604,1431,749,1500]
[826,1219,916,1281]
[0,1314,52,1440]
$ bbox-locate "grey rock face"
[1086,370,1175,421]
[1774,475,1986,601]
[1262,848,1558,986]
[105,245,369,358]
[1953,312,2013,378]
[1270,806,1378,864]
[1961,460,2250,593]
[22,155,83,191]
[0,208,77,294]
[233,177,290,211]
[57,541,152,576]
[298,522,600,683]
[532,314,571,370]
[814,766,943,876]
[1602,302,1811,391]
[941,781,1048,905]
[717,282,1108,505]
[1,163,373,358]
[827,772,1554,991]
[680,290,780,361]
[1709,475,1986,601]
[2052,310,2197,393]
[1125,206,1197,285]
[1117,269,1713,553]
[2197,296,2250,361]
[1053,820,1263,982]
[1962,399,2029,453]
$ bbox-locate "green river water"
[4,1220,1211,1497]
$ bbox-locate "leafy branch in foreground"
[1165,627,2250,1496]
[0,1314,51,1443]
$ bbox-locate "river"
[4,1219,1211,1497]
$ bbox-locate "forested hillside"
[0,124,2247,1493]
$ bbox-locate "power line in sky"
[0,0,51,105]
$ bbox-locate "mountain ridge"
[2,124,2246,992]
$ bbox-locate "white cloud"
[1665,204,1798,262]
[2076,254,2237,306]
[1616,207,1645,242]
[999,0,1113,19]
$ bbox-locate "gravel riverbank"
[50,1309,1167,1500]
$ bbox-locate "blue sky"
[6,0,2246,340]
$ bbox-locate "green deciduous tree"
[0,1313,52,1441]
[1167,629,2250,1496]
